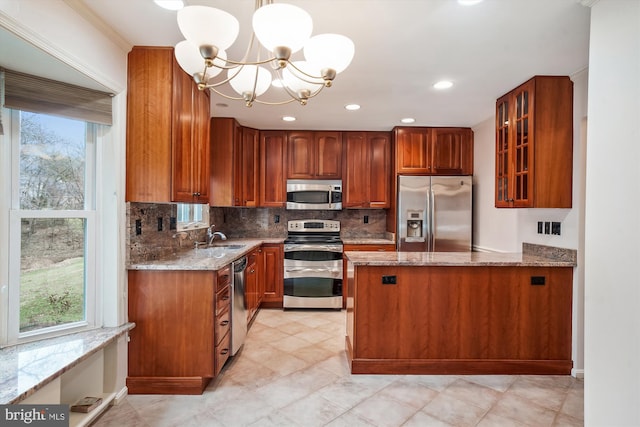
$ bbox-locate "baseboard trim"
[113,386,128,405]
[571,368,585,379]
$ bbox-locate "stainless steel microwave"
[286,179,343,210]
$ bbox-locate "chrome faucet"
[207,225,227,245]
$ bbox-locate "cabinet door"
[287,131,314,178]
[259,131,287,207]
[511,81,533,207]
[210,117,240,207]
[495,95,511,207]
[192,87,211,203]
[171,69,210,203]
[128,270,215,378]
[246,252,258,322]
[262,244,283,305]
[315,131,342,178]
[430,128,473,176]
[343,132,369,207]
[239,127,259,206]
[395,127,430,174]
[368,132,391,207]
[125,47,173,202]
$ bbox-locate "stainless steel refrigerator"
[397,175,472,252]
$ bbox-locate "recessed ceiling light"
[345,104,360,111]
[282,116,296,122]
[401,118,416,124]
[457,0,483,5]
[153,0,184,11]
[433,80,454,90]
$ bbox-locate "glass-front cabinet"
[495,76,573,209]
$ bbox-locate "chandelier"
[173,1,355,107]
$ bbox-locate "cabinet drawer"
[216,265,232,292]
[214,309,230,346]
[215,285,230,316]
[214,331,231,377]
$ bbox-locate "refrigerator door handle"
[430,188,435,251]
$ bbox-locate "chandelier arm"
[252,97,299,106]
[207,87,246,101]
[287,61,327,81]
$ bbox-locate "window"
[176,203,209,231]
[3,111,102,344]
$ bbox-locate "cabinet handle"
[220,348,229,355]
[193,192,201,197]
[250,269,255,274]
[220,320,229,326]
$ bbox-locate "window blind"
[1,68,113,125]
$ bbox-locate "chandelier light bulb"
[177,6,239,51]
[174,41,227,79]
[252,3,313,53]
[304,34,355,75]
[227,65,272,98]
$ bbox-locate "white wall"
[584,1,640,425]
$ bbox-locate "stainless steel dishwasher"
[231,256,248,355]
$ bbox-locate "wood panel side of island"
[346,263,573,375]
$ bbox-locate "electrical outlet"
[537,221,543,234]
[544,221,551,234]
[274,214,280,224]
[382,275,396,285]
[552,222,561,235]
[364,215,369,224]
[157,217,163,231]
[135,219,142,235]
[169,217,176,230]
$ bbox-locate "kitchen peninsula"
[344,244,576,376]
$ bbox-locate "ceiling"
[0,0,590,131]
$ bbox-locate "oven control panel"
[287,219,340,233]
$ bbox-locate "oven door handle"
[284,244,343,253]
[284,269,342,279]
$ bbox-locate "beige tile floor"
[92,309,583,427]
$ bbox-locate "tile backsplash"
[127,202,389,263]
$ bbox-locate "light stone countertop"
[342,238,396,246]
[127,238,284,271]
[344,250,576,267]
[0,323,134,404]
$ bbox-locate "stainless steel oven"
[283,219,343,309]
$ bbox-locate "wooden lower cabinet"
[261,244,283,307]
[346,264,573,375]
[245,248,262,323]
[127,267,231,394]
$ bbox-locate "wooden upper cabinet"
[395,127,473,175]
[343,131,391,208]
[126,46,210,203]
[431,128,473,175]
[172,69,210,203]
[495,75,573,208]
[395,127,430,174]
[239,127,260,207]
[210,118,259,207]
[259,131,287,207]
[287,131,342,179]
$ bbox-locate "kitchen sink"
[193,244,246,259]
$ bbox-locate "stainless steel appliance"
[397,175,472,252]
[231,256,248,355]
[286,179,342,210]
[283,219,343,309]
